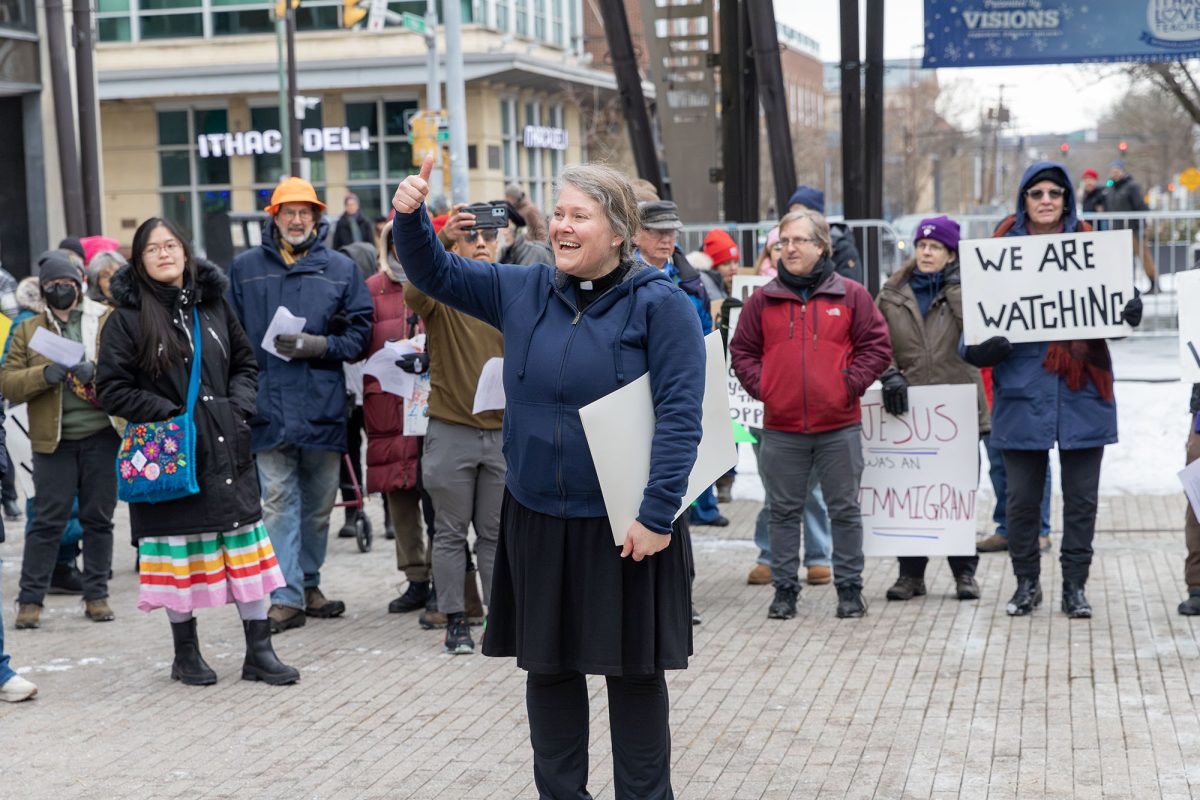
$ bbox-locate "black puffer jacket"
[97,260,262,541]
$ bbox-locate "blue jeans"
[1,560,15,686]
[689,485,721,524]
[985,434,1051,537]
[751,428,832,567]
[258,445,341,609]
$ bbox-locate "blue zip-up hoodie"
[393,207,705,534]
[227,218,374,453]
[987,161,1118,451]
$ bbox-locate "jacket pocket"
[306,367,346,423]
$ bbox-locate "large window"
[99,0,344,42]
[344,98,420,217]
[500,97,564,218]
[0,0,35,33]
[157,108,232,254]
[249,104,326,210]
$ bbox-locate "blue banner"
[923,1,1200,68]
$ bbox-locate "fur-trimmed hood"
[108,258,229,311]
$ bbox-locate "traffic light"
[275,0,298,19]
[1118,140,1129,154]
[1060,143,1069,155]
[343,0,368,27]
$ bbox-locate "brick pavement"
[3,493,1200,799]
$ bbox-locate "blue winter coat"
[227,218,374,453]
[392,208,705,534]
[987,160,1119,451]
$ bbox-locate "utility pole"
[277,14,291,174]
[424,0,443,196]
[839,0,863,220]
[73,0,102,234]
[286,4,301,177]
[44,0,86,236]
[744,0,796,218]
[719,0,757,223]
[442,0,468,203]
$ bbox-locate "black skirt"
[482,490,693,676]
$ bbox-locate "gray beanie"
[37,250,83,287]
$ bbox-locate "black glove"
[881,371,909,416]
[69,360,96,384]
[1122,291,1143,328]
[395,353,430,374]
[43,363,68,384]
[275,333,328,359]
[962,336,1013,368]
[327,314,350,336]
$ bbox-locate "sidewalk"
[2,493,1199,799]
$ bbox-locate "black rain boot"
[242,619,300,685]
[337,507,356,538]
[1006,576,1042,616]
[1061,580,1092,619]
[170,618,217,686]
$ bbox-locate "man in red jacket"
[730,208,892,619]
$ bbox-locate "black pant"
[2,450,16,504]
[898,555,978,579]
[526,670,673,800]
[19,429,119,604]
[1004,447,1103,583]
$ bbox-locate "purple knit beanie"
[913,215,960,253]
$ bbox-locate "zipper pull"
[572,310,582,325]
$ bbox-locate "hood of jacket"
[109,258,229,311]
[340,241,378,281]
[1010,160,1079,236]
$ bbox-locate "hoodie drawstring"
[517,287,552,380]
[612,286,638,384]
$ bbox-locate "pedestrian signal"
[343,0,368,27]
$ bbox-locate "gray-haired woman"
[392,157,705,799]
[86,250,127,305]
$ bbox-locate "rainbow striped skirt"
[137,522,285,614]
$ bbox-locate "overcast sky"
[774,1,1130,135]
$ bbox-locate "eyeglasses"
[778,236,817,249]
[1025,188,1065,201]
[642,228,678,240]
[463,229,499,243]
[770,243,783,252]
[279,207,314,221]
[143,240,182,258]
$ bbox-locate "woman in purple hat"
[875,215,989,601]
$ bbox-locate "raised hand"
[391,154,435,215]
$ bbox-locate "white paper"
[363,340,418,398]
[726,277,767,430]
[3,403,33,499]
[1179,270,1200,383]
[404,372,431,436]
[959,229,1135,345]
[858,384,980,557]
[1179,458,1200,523]
[580,332,738,546]
[28,327,85,366]
[472,357,506,415]
[260,306,307,361]
[730,274,771,303]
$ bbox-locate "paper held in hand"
[260,306,307,361]
[1179,459,1200,523]
[472,357,505,415]
[28,327,85,366]
[363,339,419,398]
[959,229,1134,345]
[579,332,738,546]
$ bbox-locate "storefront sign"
[196,126,371,158]
[859,384,979,557]
[959,229,1135,345]
[923,0,1200,68]
[522,125,568,150]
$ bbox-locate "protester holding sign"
[961,161,1143,618]
[875,215,987,602]
[1179,385,1200,616]
[392,157,703,799]
[730,208,892,620]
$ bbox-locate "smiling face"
[142,223,186,287]
[550,185,621,280]
[1023,180,1066,232]
[275,202,316,245]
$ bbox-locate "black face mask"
[44,283,78,311]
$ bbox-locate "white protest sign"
[1180,458,1200,522]
[580,331,738,546]
[959,229,1134,345]
[726,275,771,429]
[1179,270,1200,383]
[858,384,979,557]
[404,373,431,436]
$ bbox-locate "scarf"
[277,228,318,266]
[908,269,944,317]
[776,256,833,301]
[1043,340,1114,401]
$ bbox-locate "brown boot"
[303,586,346,618]
[268,604,306,634]
[84,598,115,622]
[806,565,832,585]
[15,603,41,629]
[747,563,771,585]
[976,534,1009,552]
[464,570,485,625]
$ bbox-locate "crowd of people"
[0,155,1189,800]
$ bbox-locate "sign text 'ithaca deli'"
[197,127,371,158]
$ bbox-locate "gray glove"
[43,363,68,384]
[70,360,96,384]
[275,333,328,359]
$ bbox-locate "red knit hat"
[702,228,739,266]
[1082,168,1099,180]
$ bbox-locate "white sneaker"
[0,674,38,702]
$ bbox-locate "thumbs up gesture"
[391,154,435,215]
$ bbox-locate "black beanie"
[1025,168,1067,191]
[58,237,85,259]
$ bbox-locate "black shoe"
[2,499,22,521]
[767,587,798,620]
[1061,581,1092,619]
[388,580,431,613]
[48,563,84,595]
[336,508,356,539]
[1006,576,1042,616]
[694,515,730,527]
[886,575,926,601]
[691,606,702,625]
[444,612,474,654]
[170,618,217,686]
[1179,591,1200,616]
[955,574,981,600]
[836,586,867,618]
[242,619,300,685]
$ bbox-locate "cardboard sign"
[726,274,771,429]
[959,229,1135,344]
[858,384,980,557]
[1179,270,1200,383]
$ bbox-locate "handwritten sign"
[403,373,431,437]
[858,384,979,557]
[726,275,771,428]
[959,229,1134,344]
[1179,270,1200,383]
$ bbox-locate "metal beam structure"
[719,0,758,223]
[73,0,102,234]
[839,0,863,221]
[744,0,795,219]
[863,0,884,295]
[44,0,86,237]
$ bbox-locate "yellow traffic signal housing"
[343,0,368,27]
[274,0,299,21]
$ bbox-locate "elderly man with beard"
[403,203,508,656]
[227,177,373,633]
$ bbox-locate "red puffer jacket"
[730,266,892,433]
[363,270,423,494]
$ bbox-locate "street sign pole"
[424,0,442,196]
[442,0,469,204]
